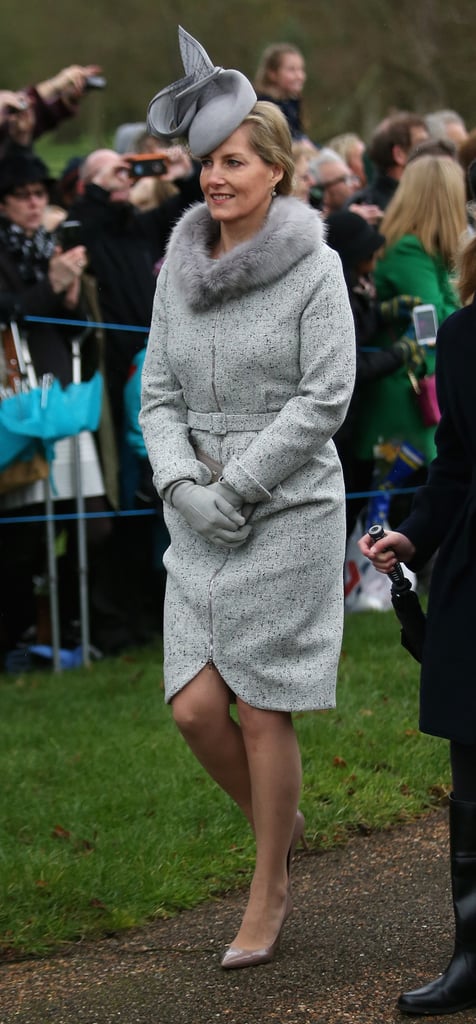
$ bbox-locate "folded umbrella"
[0,372,103,469]
[367,524,427,663]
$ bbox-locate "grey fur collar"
[165,196,324,310]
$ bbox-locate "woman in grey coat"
[140,28,355,971]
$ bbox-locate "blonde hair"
[379,155,467,266]
[327,132,362,165]
[292,140,316,163]
[242,101,294,196]
[457,234,476,304]
[254,43,303,97]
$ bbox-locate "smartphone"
[412,304,438,346]
[126,154,168,178]
[6,97,29,114]
[57,220,83,250]
[85,75,107,90]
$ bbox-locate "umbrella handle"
[367,524,412,594]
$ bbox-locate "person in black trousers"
[358,161,476,1016]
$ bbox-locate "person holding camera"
[0,151,87,384]
[67,146,203,449]
[63,146,204,653]
[0,64,104,160]
[0,150,106,658]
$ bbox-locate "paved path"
[2,807,476,1024]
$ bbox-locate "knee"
[237,699,292,740]
[171,688,213,740]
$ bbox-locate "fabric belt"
[187,410,277,435]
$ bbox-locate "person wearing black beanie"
[326,209,424,534]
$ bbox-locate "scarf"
[0,217,55,283]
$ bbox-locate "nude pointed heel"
[220,892,293,970]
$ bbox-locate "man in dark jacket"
[68,147,203,446]
[350,111,429,212]
[67,147,203,653]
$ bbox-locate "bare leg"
[171,664,253,824]
[227,698,302,951]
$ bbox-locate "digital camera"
[126,154,168,178]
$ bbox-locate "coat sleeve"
[376,238,458,328]
[139,265,211,497]
[222,246,356,502]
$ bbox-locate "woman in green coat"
[355,155,466,469]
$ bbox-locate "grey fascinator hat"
[147,26,257,157]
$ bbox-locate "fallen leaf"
[51,825,71,840]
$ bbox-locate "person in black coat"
[0,151,100,656]
[254,42,308,141]
[326,210,424,535]
[358,180,476,1016]
[350,111,429,213]
[67,147,203,447]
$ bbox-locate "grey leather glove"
[208,479,255,521]
[168,480,251,548]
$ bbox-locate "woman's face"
[200,125,284,236]
[0,182,49,236]
[293,153,314,203]
[270,52,306,99]
[348,140,366,187]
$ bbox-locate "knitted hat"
[0,151,54,198]
[325,210,385,268]
[147,26,257,157]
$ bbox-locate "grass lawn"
[0,609,449,958]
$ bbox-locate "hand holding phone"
[412,304,438,346]
[57,220,83,251]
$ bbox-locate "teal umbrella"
[0,372,103,470]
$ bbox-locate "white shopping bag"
[344,515,416,613]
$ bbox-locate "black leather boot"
[398,795,476,1015]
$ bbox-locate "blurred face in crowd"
[293,153,314,203]
[319,160,359,212]
[271,52,306,99]
[409,124,430,150]
[0,181,49,236]
[81,149,132,202]
[444,120,468,146]
[347,138,367,186]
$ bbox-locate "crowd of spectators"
[0,52,474,662]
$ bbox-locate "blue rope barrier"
[0,487,420,525]
[23,315,387,348]
[0,314,422,526]
[0,508,157,524]
[25,315,149,333]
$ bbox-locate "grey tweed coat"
[140,196,355,710]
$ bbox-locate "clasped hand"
[170,480,251,548]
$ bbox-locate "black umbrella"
[367,524,426,663]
